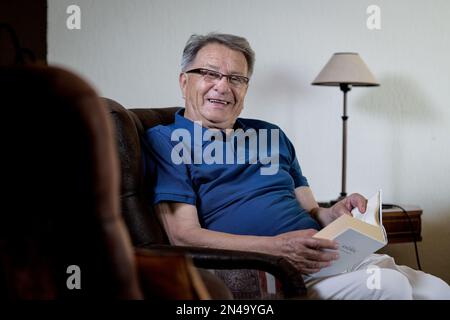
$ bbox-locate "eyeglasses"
[185,68,249,88]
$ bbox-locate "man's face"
[179,43,249,129]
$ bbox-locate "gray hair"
[181,33,255,77]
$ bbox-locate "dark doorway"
[0,0,47,65]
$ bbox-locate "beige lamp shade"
[312,52,379,87]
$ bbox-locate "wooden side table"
[382,206,422,244]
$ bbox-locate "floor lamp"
[312,53,379,203]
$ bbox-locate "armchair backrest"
[105,98,180,247]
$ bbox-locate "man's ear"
[179,73,187,99]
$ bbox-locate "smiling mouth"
[207,98,231,105]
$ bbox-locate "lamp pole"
[311,53,379,205]
[339,83,351,201]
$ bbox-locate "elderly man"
[145,33,450,299]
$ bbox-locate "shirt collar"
[174,108,248,134]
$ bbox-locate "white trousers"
[304,254,450,300]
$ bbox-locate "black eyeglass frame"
[185,68,250,87]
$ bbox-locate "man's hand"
[330,192,367,219]
[275,229,340,274]
[313,193,367,227]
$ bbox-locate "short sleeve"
[144,128,196,205]
[290,156,309,188]
[281,130,309,188]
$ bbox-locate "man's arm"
[294,186,367,227]
[156,201,274,252]
[155,202,339,274]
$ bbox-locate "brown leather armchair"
[0,65,216,299]
[105,98,307,299]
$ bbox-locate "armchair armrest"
[135,248,211,299]
[142,244,306,298]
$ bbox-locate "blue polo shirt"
[144,109,320,236]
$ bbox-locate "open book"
[310,190,387,278]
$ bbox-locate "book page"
[351,190,382,227]
[310,228,386,278]
[314,214,385,243]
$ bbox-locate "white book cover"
[310,190,387,278]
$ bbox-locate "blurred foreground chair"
[0,65,217,299]
[105,98,307,299]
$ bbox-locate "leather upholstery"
[107,98,172,247]
[1,65,142,299]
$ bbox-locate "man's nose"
[214,76,231,93]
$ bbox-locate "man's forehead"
[193,44,248,74]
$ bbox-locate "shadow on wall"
[250,65,306,118]
[356,73,442,123]
[354,73,443,200]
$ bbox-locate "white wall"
[48,0,450,283]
